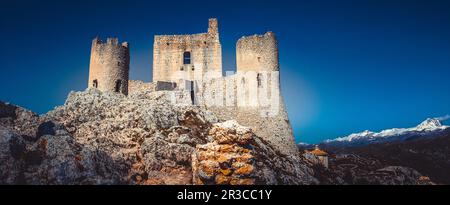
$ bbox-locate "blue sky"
[1,0,449,143]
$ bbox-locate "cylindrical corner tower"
[88,37,130,95]
[236,32,279,72]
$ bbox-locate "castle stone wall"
[197,71,279,108]
[128,80,155,94]
[155,81,177,91]
[89,37,130,95]
[152,18,222,82]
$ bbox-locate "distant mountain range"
[322,118,450,148]
[297,117,450,184]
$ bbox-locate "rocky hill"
[307,153,434,185]
[0,88,316,185]
[315,118,450,184]
[329,133,450,184]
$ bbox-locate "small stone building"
[304,145,329,168]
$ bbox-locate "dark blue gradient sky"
[1,0,450,143]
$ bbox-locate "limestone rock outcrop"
[192,120,316,185]
[0,89,316,185]
[192,120,256,185]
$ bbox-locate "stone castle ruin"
[88,18,297,155]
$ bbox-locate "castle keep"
[153,18,222,82]
[87,18,297,155]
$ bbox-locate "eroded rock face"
[192,121,256,185]
[0,101,40,140]
[0,121,88,184]
[0,89,317,185]
[44,89,217,185]
[192,120,317,185]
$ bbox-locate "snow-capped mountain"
[323,118,450,147]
